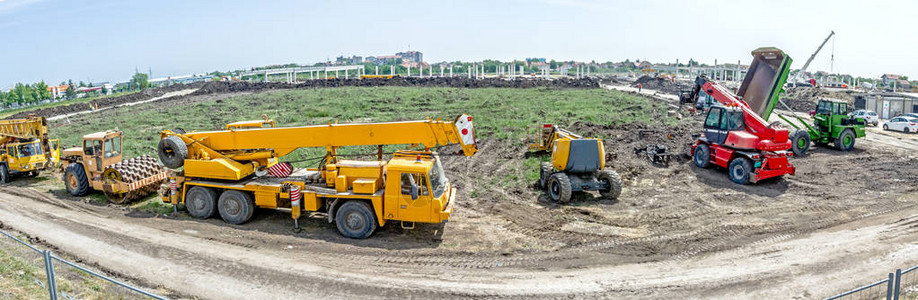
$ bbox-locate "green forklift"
[776,98,866,155]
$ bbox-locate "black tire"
[538,162,553,188]
[335,201,377,239]
[834,129,856,151]
[547,172,572,204]
[693,143,711,168]
[790,129,811,156]
[63,163,90,196]
[157,136,188,169]
[218,190,255,225]
[906,128,911,134]
[597,169,623,200]
[728,157,753,185]
[883,124,889,130]
[0,164,9,184]
[185,186,218,219]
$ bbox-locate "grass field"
[50,86,676,161]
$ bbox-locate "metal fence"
[827,264,918,300]
[0,229,166,300]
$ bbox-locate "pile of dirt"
[781,87,855,112]
[6,82,205,119]
[634,75,687,94]
[192,77,601,95]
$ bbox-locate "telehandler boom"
[158,115,477,239]
[0,115,60,183]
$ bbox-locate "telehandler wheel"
[63,163,90,196]
[538,162,553,188]
[790,130,811,156]
[597,169,623,200]
[693,144,711,168]
[547,173,572,204]
[335,201,377,239]
[218,190,255,225]
[157,136,188,169]
[185,186,218,219]
[728,157,753,185]
[834,129,856,151]
[0,164,9,184]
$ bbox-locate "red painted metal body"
[691,80,795,183]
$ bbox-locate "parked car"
[883,117,918,133]
[849,110,879,126]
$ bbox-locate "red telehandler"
[681,47,796,184]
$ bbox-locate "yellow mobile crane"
[158,114,477,239]
[0,115,60,183]
[529,124,622,204]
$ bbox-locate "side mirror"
[410,182,419,200]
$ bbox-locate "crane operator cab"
[703,105,745,145]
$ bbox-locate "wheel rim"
[797,138,806,148]
[549,180,560,199]
[844,135,853,146]
[67,174,78,189]
[225,198,241,215]
[732,163,745,179]
[191,197,205,211]
[345,211,365,231]
[694,149,703,164]
[600,178,610,192]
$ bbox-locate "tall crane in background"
[791,31,835,87]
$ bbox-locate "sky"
[0,0,915,88]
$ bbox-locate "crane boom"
[159,114,476,180]
[791,31,834,87]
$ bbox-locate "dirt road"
[1,185,916,299]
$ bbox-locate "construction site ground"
[1,81,917,299]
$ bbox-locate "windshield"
[428,158,448,198]
[17,142,43,158]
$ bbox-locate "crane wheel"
[185,186,218,219]
[335,201,377,239]
[63,163,90,196]
[538,162,553,188]
[834,129,856,151]
[157,136,188,169]
[218,190,255,225]
[790,130,811,156]
[728,157,753,185]
[597,169,623,200]
[547,173,572,204]
[693,144,711,168]
[0,164,8,184]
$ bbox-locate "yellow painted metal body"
[528,124,605,172]
[0,115,59,174]
[161,115,476,229]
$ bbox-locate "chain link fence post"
[42,249,59,300]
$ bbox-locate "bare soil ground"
[1,83,917,299]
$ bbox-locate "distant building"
[882,74,902,85]
[396,51,423,63]
[368,55,401,65]
[335,55,363,65]
[47,85,70,99]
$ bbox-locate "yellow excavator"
[158,114,477,239]
[529,124,622,204]
[0,115,60,183]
